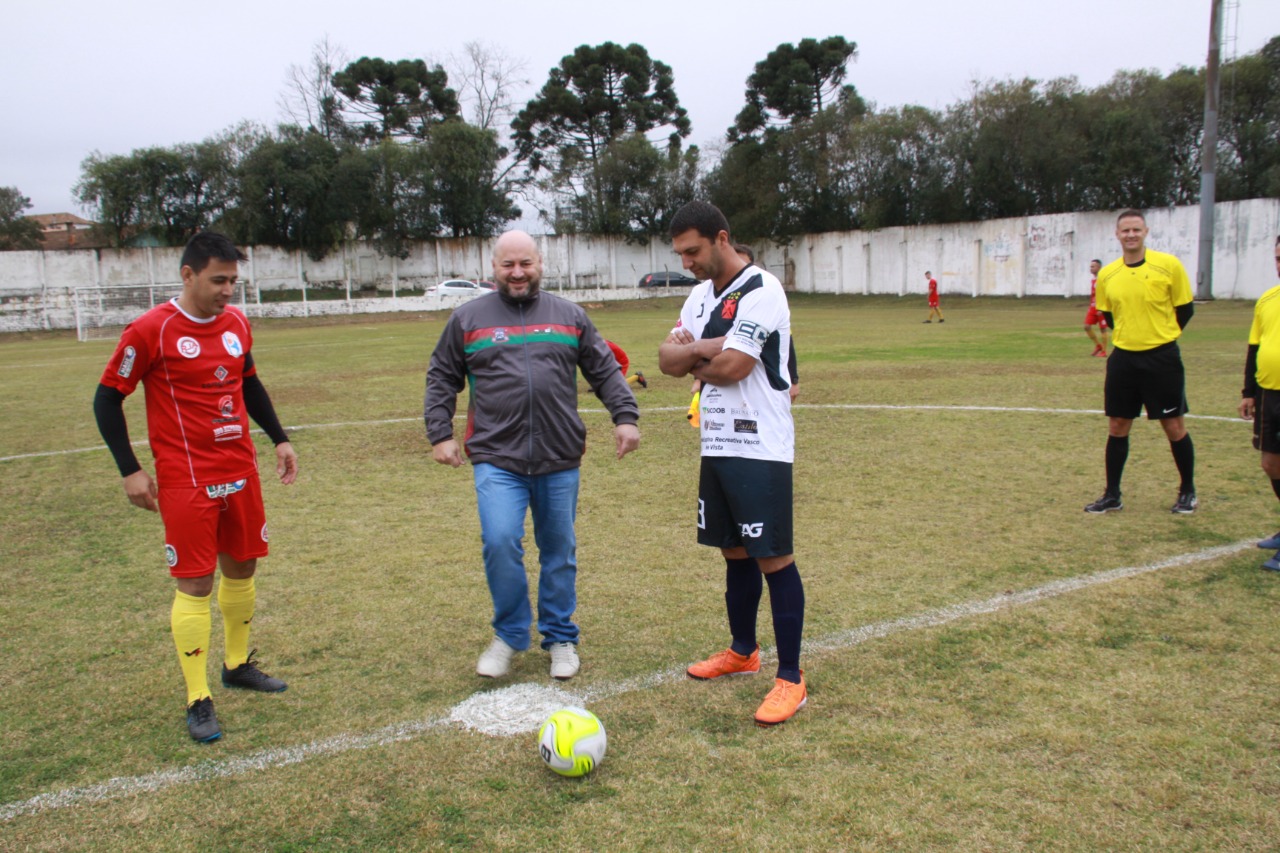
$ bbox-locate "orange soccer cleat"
[753,673,807,726]
[686,646,760,680]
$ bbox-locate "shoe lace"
[189,697,214,722]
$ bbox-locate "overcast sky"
[5,0,1278,217]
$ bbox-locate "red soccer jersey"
[1089,277,1098,309]
[99,300,259,488]
[606,340,629,376]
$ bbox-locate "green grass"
[2,294,1279,850]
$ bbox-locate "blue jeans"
[472,463,580,650]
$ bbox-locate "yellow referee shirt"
[1095,249,1193,351]
[1249,284,1280,391]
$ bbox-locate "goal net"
[72,283,245,342]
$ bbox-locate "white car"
[427,279,485,297]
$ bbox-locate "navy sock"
[725,558,762,657]
[764,563,804,683]
[1105,435,1129,496]
[1170,433,1195,493]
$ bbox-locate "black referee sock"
[725,557,762,657]
[764,563,805,683]
[1271,478,1280,503]
[1170,433,1195,494]
[1105,435,1129,496]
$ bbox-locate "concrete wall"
[3,198,1277,332]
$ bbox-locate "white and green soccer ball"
[538,707,606,778]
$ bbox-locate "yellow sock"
[218,576,256,670]
[171,590,212,705]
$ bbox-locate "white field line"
[0,539,1256,823]
[0,405,1244,464]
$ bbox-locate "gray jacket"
[424,289,639,475]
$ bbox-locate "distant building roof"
[31,213,95,230]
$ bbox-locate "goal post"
[72,283,245,342]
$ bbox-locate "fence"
[3,198,1278,333]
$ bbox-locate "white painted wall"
[2,199,1277,332]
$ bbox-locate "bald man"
[425,231,641,681]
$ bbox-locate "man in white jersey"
[658,201,806,726]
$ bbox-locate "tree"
[447,41,530,132]
[234,127,376,259]
[512,42,691,236]
[0,187,43,251]
[278,35,349,141]
[426,121,520,238]
[733,36,861,138]
[332,57,460,142]
[1218,37,1280,200]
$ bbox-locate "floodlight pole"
[1196,0,1224,300]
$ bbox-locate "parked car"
[639,271,700,287]
[477,280,496,291]
[427,279,484,296]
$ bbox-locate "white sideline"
[0,405,1243,464]
[0,539,1256,823]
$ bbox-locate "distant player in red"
[93,231,298,743]
[1083,258,1110,357]
[605,340,647,388]
[924,271,944,323]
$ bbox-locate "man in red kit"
[1083,259,1110,357]
[923,271,944,323]
[93,231,298,743]
[605,340,647,388]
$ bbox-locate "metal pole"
[1196,0,1223,300]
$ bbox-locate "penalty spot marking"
[0,539,1255,823]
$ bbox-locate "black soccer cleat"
[636,371,647,389]
[186,696,222,742]
[222,650,288,693]
[1171,492,1198,515]
[1084,492,1123,513]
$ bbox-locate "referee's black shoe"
[1084,492,1123,513]
[1171,491,1198,514]
[222,650,288,693]
[186,697,222,742]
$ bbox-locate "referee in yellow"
[1085,209,1197,514]
[1239,236,1280,569]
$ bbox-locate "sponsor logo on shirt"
[165,544,178,567]
[734,419,759,434]
[222,331,243,358]
[177,336,200,358]
[705,407,725,414]
[205,479,247,499]
[218,395,234,417]
[213,424,243,442]
[721,291,743,320]
[704,420,724,430]
[214,365,228,382]
[734,320,769,346]
[493,329,509,343]
[703,387,721,401]
[117,346,136,378]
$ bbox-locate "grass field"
[3,294,1280,850]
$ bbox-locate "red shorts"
[158,473,269,578]
[1084,307,1108,328]
[928,295,939,308]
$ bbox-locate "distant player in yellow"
[1239,236,1280,570]
[1085,209,1196,515]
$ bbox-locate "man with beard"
[425,230,640,680]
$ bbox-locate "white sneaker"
[548,642,580,680]
[476,637,517,678]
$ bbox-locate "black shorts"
[1253,388,1280,454]
[1104,342,1189,420]
[697,456,793,557]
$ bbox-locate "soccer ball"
[538,707,606,777]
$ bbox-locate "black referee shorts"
[1253,388,1280,454]
[1104,342,1189,420]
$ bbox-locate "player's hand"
[275,441,299,485]
[789,382,800,402]
[614,423,640,459]
[123,469,159,512]
[1239,398,1256,420]
[432,439,465,468]
[664,328,695,346]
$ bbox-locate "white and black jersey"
[675,265,794,464]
